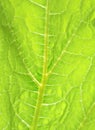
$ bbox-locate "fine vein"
[30,0,49,130]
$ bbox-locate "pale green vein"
[28,0,46,9]
[30,0,49,130]
[47,7,95,76]
[28,71,41,86]
[48,21,83,76]
[77,102,95,130]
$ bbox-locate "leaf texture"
[0,0,95,130]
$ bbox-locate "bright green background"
[0,0,95,130]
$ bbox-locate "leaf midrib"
[30,1,49,130]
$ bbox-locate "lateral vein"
[28,0,46,9]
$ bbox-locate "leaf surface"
[0,0,95,130]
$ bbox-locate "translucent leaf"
[0,0,95,130]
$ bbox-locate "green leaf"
[0,0,95,130]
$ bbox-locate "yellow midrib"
[30,1,49,130]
